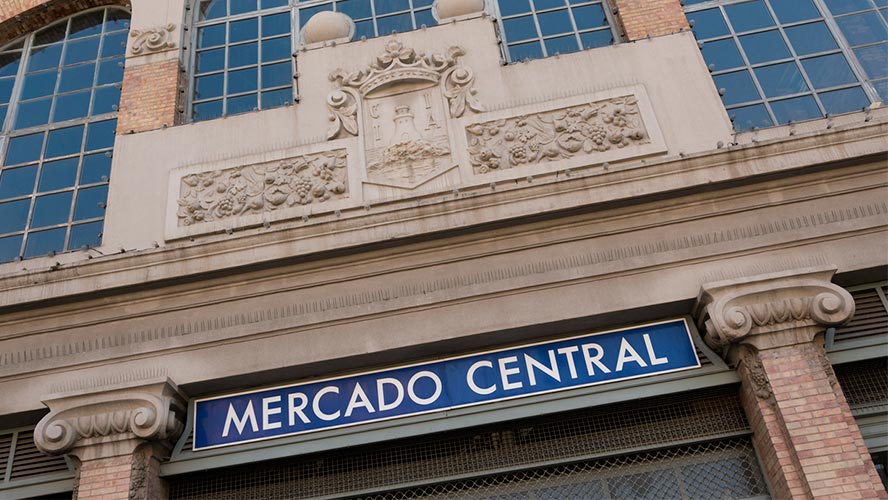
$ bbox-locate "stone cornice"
[34,378,186,461]
[694,266,855,354]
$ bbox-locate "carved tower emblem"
[326,40,483,189]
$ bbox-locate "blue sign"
[193,319,699,450]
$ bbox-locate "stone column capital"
[34,378,186,461]
[693,266,855,354]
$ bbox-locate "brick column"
[695,266,887,499]
[34,378,186,500]
[610,0,689,41]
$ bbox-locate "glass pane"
[97,57,124,85]
[262,37,290,62]
[197,48,225,73]
[230,42,258,68]
[262,0,289,8]
[509,41,544,60]
[24,227,66,257]
[80,152,112,184]
[31,191,73,227]
[21,71,58,100]
[724,0,775,33]
[104,9,130,32]
[0,199,29,233]
[228,67,258,94]
[770,94,821,123]
[193,100,223,121]
[354,19,374,39]
[573,4,607,30]
[5,133,44,166]
[85,120,117,151]
[58,62,96,92]
[819,86,870,114]
[63,37,101,66]
[0,165,37,198]
[101,31,128,58]
[38,157,79,192]
[69,11,105,39]
[0,77,13,104]
[714,70,761,105]
[45,125,84,159]
[230,18,259,43]
[69,220,103,249]
[836,11,888,46]
[504,16,538,42]
[200,0,227,20]
[687,9,730,40]
[537,9,573,37]
[73,185,107,221]
[873,79,888,100]
[824,0,873,15]
[0,105,5,128]
[0,52,21,77]
[536,0,566,8]
[27,43,62,72]
[261,61,291,88]
[801,53,857,89]
[374,0,410,15]
[785,22,839,56]
[376,13,412,34]
[15,99,52,129]
[34,22,68,47]
[0,234,23,262]
[227,93,257,114]
[770,0,821,24]
[231,0,259,15]
[414,9,436,28]
[53,90,91,122]
[339,0,373,19]
[195,73,224,100]
[92,85,121,115]
[545,35,580,55]
[299,4,333,24]
[261,87,291,108]
[198,24,226,49]
[855,43,888,79]
[739,30,791,64]
[500,0,532,16]
[580,30,613,49]
[702,38,744,71]
[262,12,291,37]
[755,62,808,97]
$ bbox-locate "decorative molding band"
[176,150,348,226]
[2,201,884,370]
[130,23,177,55]
[466,95,649,174]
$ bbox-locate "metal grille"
[835,358,888,415]
[8,430,70,481]
[833,285,888,344]
[169,386,758,500]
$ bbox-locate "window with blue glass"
[685,0,886,132]
[494,0,619,62]
[0,8,127,264]
[190,0,437,122]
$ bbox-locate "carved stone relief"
[465,96,649,174]
[176,150,348,226]
[130,24,177,55]
[738,346,772,401]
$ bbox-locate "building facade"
[0,0,886,498]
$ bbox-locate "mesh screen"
[835,358,888,413]
[170,387,760,500]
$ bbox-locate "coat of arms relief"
[326,40,483,189]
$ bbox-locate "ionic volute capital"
[693,266,854,354]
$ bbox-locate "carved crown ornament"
[129,23,177,55]
[326,40,483,140]
[34,379,186,460]
[693,266,855,355]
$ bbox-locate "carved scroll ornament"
[130,23,177,55]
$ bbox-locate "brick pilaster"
[611,0,689,41]
[117,58,182,135]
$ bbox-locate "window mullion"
[814,0,883,104]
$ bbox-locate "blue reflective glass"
[785,22,838,56]
[0,199,29,233]
[802,53,857,89]
[27,43,62,72]
[701,38,744,71]
[69,12,104,39]
[545,35,580,55]
[200,0,227,21]
[31,191,73,228]
[58,62,96,92]
[0,53,21,78]
[45,125,84,159]
[227,93,257,114]
[15,98,52,129]
[836,11,888,46]
[231,18,260,43]
[504,16,538,42]
[770,94,821,123]
[86,120,116,151]
[34,23,67,46]
[414,0,434,7]
[0,78,14,104]
[21,71,58,100]
[104,9,130,32]
[573,4,607,30]
[198,24,226,48]
[299,4,333,24]
[73,185,107,221]
[80,153,111,184]
[0,105,6,128]
[824,0,872,15]
[755,62,808,97]
[580,29,611,48]
[855,43,888,79]
[195,73,224,100]
[63,37,100,65]
[354,20,374,39]
[261,61,291,88]
[377,13,413,34]
[0,234,23,262]
[68,220,102,249]
[770,0,821,23]
[262,0,288,7]
[375,0,409,15]
[537,9,572,36]
[262,37,290,62]
[53,90,91,122]
[97,57,124,85]
[339,0,373,19]
[536,0,566,9]
[24,227,66,257]
[101,31,128,58]
[5,133,44,166]
[819,86,870,114]
[725,0,774,32]
[500,0,532,16]
[197,48,225,73]
[714,70,761,105]
[509,41,544,60]
[415,9,436,28]
[92,85,121,115]
[687,9,730,40]
[193,100,223,121]
[231,0,258,15]
[262,13,291,37]
[0,166,37,198]
[228,67,258,94]
[261,87,291,108]
[38,157,79,192]
[229,42,258,68]
[873,79,888,100]
[740,30,791,64]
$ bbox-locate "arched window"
[187,0,619,122]
[0,7,129,264]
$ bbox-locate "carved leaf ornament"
[130,23,177,55]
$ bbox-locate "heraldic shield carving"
[326,40,483,189]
